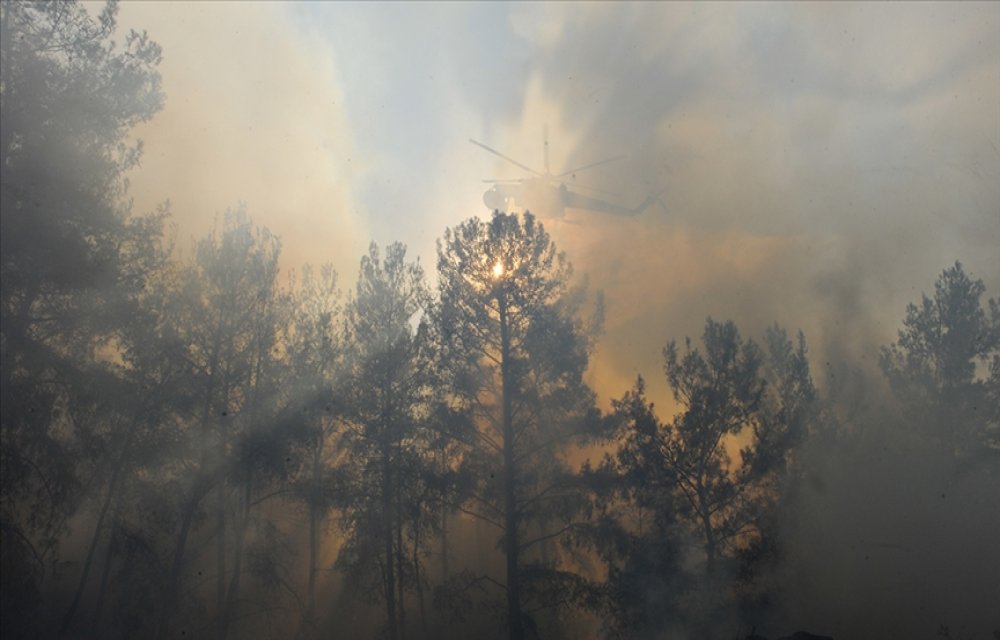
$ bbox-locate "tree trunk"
[216,478,227,637]
[307,442,322,619]
[382,446,399,640]
[160,336,222,638]
[499,294,524,640]
[438,445,450,584]
[158,478,210,639]
[703,517,716,576]
[90,495,121,638]
[413,516,428,637]
[58,479,116,636]
[59,422,133,637]
[396,487,406,640]
[221,479,251,639]
[440,502,449,584]
[699,487,716,577]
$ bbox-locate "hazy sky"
[116,1,999,408]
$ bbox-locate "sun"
[492,261,505,279]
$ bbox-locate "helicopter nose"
[484,187,504,211]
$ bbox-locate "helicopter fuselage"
[483,179,652,218]
[483,179,567,217]
[472,134,654,218]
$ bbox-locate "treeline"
[2,3,999,640]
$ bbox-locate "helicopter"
[472,130,657,218]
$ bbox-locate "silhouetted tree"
[662,319,767,581]
[335,242,435,640]
[0,1,164,635]
[593,322,818,637]
[158,210,285,636]
[579,378,689,638]
[734,326,821,620]
[218,237,291,640]
[283,264,342,623]
[435,212,601,639]
[57,256,191,638]
[880,261,1000,455]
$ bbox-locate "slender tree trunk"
[704,517,716,577]
[58,479,115,636]
[222,321,270,638]
[382,446,399,640]
[159,478,210,639]
[159,331,223,638]
[498,295,524,640]
[308,498,318,613]
[413,516,427,637]
[221,479,251,639]
[215,372,234,639]
[216,477,227,637]
[438,446,450,585]
[397,486,406,640]
[697,493,719,640]
[120,535,138,636]
[698,486,716,577]
[307,441,322,619]
[59,423,132,637]
[90,495,122,638]
[440,510,449,583]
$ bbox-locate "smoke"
[114,1,369,282]
[476,2,1000,410]
[118,4,998,376]
[66,3,999,637]
[774,406,1000,639]
[471,4,1000,637]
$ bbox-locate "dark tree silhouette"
[157,210,286,637]
[283,264,343,623]
[0,1,165,635]
[335,242,436,640]
[435,212,602,639]
[591,320,818,636]
[880,261,1000,455]
[580,377,689,638]
[662,319,767,580]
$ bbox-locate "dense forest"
[2,3,998,640]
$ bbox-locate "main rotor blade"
[482,179,525,184]
[470,138,544,177]
[555,154,626,178]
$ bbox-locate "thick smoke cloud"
[482,2,1000,408]
[478,9,1000,632]
[114,2,369,281]
[110,2,998,399]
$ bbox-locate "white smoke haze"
[113,2,1000,391]
[11,2,1000,638]
[493,2,1000,409]
[115,1,369,281]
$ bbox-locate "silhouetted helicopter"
[472,130,657,218]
